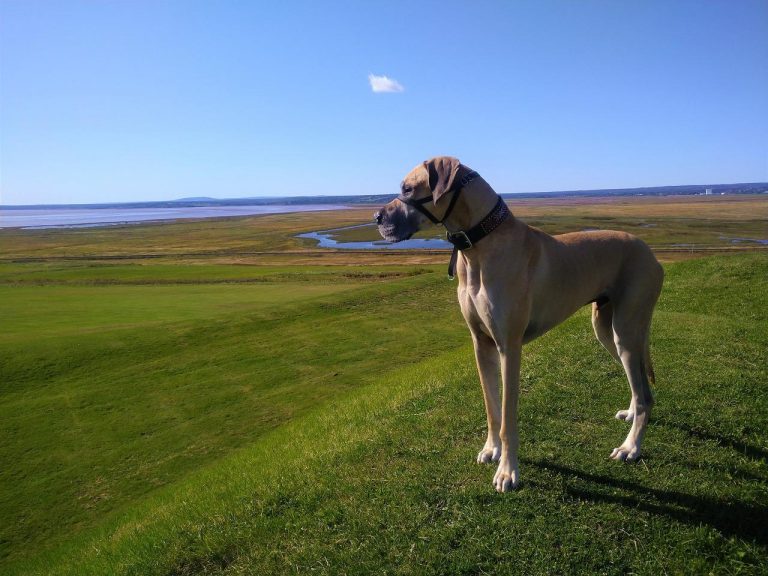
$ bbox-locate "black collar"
[446,195,510,250]
[445,196,511,279]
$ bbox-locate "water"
[722,236,768,246]
[0,204,350,229]
[297,223,452,250]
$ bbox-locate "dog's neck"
[442,177,508,234]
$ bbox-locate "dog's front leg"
[471,331,502,464]
[494,340,522,492]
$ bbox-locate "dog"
[375,157,664,492]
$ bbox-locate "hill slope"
[6,254,768,575]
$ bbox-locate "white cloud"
[368,73,404,93]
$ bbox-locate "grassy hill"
[1,249,766,574]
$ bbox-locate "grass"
[5,253,766,575]
[0,263,465,564]
[1,202,766,574]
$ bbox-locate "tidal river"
[297,223,452,250]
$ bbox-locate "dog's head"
[374,156,461,242]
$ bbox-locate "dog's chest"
[458,283,496,336]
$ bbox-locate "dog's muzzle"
[374,202,421,242]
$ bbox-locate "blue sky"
[1,0,766,205]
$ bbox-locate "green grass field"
[1,204,766,574]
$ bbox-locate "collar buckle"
[446,230,473,250]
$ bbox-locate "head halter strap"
[396,170,479,225]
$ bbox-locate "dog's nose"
[374,211,382,225]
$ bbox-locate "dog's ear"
[424,157,460,204]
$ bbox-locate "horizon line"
[2,180,768,208]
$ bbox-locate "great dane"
[374,157,663,492]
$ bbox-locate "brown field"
[509,193,767,218]
[1,194,765,266]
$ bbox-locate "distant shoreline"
[0,204,351,229]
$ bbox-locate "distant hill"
[3,182,766,209]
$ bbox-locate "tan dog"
[375,157,664,492]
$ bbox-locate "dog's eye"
[401,184,414,195]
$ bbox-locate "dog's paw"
[615,409,635,422]
[610,443,640,461]
[493,459,520,492]
[476,444,501,464]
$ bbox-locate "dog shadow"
[521,457,768,546]
[469,415,767,545]
[653,416,768,463]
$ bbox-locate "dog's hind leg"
[471,331,502,464]
[592,301,635,422]
[609,301,657,461]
